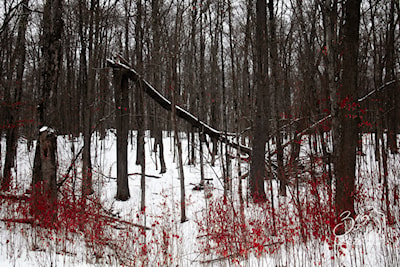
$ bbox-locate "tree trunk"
[135,0,146,210]
[249,0,268,202]
[32,0,63,223]
[2,0,30,191]
[335,0,361,217]
[171,4,186,223]
[32,128,58,224]
[210,9,219,167]
[151,0,166,174]
[219,0,231,197]
[385,0,398,154]
[78,0,93,197]
[114,69,130,201]
[135,0,145,168]
[268,0,286,196]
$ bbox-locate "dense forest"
[0,0,399,265]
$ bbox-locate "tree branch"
[106,56,251,155]
[357,80,397,103]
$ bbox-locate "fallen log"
[107,57,251,155]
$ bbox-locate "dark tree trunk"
[135,0,146,211]
[114,69,130,201]
[151,0,166,174]
[335,0,361,217]
[218,0,231,197]
[385,1,398,154]
[170,4,186,223]
[210,11,219,167]
[79,0,93,197]
[2,0,30,191]
[268,0,286,196]
[249,0,268,202]
[155,128,167,174]
[135,0,145,168]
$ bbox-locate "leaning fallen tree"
[106,56,252,155]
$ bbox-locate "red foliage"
[196,169,339,261]
[0,177,147,265]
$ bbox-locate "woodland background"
[0,0,399,265]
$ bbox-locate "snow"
[0,131,399,266]
[39,126,55,134]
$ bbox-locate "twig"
[101,214,151,230]
[357,80,397,103]
[128,172,161,179]
[97,172,161,180]
[197,241,283,264]
[57,110,117,189]
[56,145,84,188]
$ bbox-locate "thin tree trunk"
[219,0,230,197]
[268,0,286,197]
[198,2,206,186]
[385,1,398,154]
[135,0,145,169]
[79,0,93,197]
[135,0,146,210]
[171,64,186,223]
[210,8,219,167]
[151,0,166,174]
[2,0,30,191]
[171,3,186,223]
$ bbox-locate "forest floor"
[0,131,399,266]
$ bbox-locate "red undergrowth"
[0,177,146,265]
[196,170,340,263]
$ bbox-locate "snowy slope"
[0,131,399,266]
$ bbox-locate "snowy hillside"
[0,131,399,266]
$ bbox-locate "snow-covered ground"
[0,131,399,266]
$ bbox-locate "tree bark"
[249,0,268,202]
[114,69,130,201]
[135,0,146,210]
[135,0,145,168]
[32,128,58,224]
[32,0,63,223]
[335,0,361,217]
[79,0,94,197]
[268,0,286,196]
[170,3,186,223]
[151,0,166,174]
[385,0,398,154]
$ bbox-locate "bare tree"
[151,0,167,174]
[334,0,362,217]
[32,0,64,223]
[79,0,94,197]
[114,67,130,201]
[249,0,268,202]
[385,0,398,154]
[268,0,286,196]
[2,0,30,190]
[135,0,146,210]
